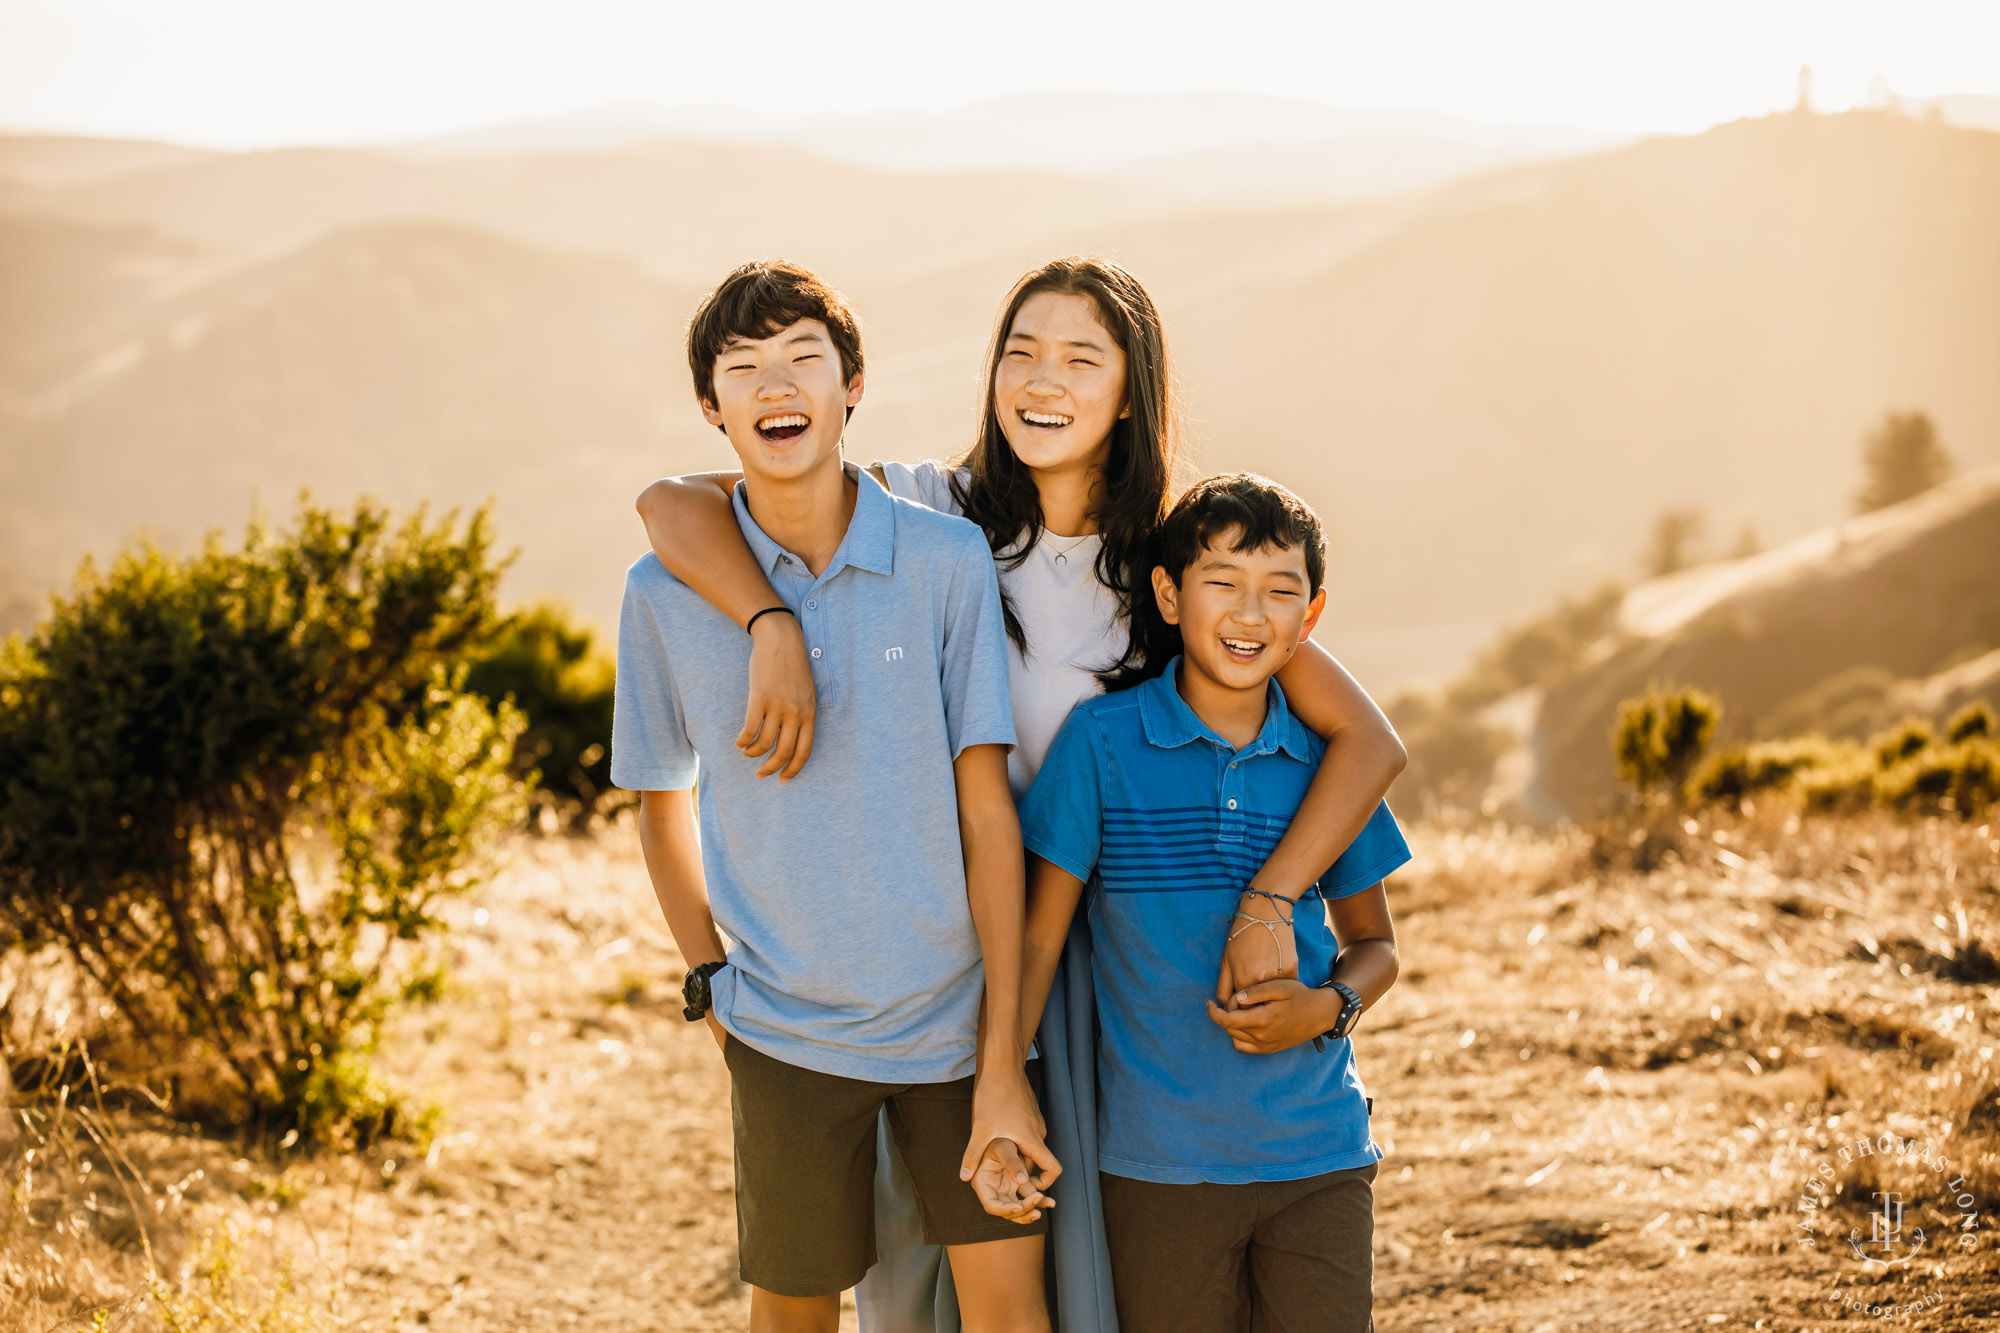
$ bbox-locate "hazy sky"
[3,0,1997,147]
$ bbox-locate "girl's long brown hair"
[949,257,1185,684]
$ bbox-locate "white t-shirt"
[878,459,1126,799]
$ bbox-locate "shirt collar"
[1135,656,1315,763]
[732,460,896,581]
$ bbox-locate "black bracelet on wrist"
[745,605,795,636]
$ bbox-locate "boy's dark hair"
[1106,473,1327,691]
[1155,473,1325,594]
[685,260,865,411]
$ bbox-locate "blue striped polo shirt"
[1018,658,1412,1184]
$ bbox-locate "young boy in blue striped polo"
[993,473,1410,1333]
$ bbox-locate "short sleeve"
[876,459,963,516]
[1017,711,1106,882]
[937,528,1017,759]
[1315,801,1413,899]
[608,564,700,792]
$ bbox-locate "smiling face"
[992,290,1130,480]
[701,317,864,483]
[1152,528,1327,694]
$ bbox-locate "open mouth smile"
[756,413,810,442]
[1019,409,1073,430]
[1220,637,1266,663]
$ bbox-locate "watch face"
[682,964,713,1019]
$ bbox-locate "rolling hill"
[23,139,1190,285]
[1165,109,2000,630]
[0,222,720,633]
[0,133,219,188]
[4,108,1996,688]
[0,214,211,398]
[1533,466,2000,815]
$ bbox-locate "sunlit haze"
[3,0,2000,146]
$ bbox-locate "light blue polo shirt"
[610,463,1017,1084]
[1019,658,1412,1184]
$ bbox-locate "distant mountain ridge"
[2,108,1996,686]
[406,91,1627,174]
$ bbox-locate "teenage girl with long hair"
[636,257,1406,1332]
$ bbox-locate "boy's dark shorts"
[1100,1160,1378,1333]
[723,1030,1047,1297]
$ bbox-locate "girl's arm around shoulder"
[634,470,818,781]
[1256,639,1409,899]
[1215,640,1406,1002]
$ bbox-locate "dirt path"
[99,815,1998,1332]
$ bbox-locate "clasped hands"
[1207,885,1341,1054]
[963,1065,1060,1224]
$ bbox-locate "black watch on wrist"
[682,960,728,1022]
[1311,979,1364,1052]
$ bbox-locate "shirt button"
[1227,798,1238,810]
[806,599,817,610]
[810,647,823,659]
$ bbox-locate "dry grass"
[1371,809,2000,1329]
[2,812,1995,1331]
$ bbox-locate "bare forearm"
[1019,861,1085,1049]
[1257,641,1407,900]
[637,793,725,967]
[636,473,774,629]
[1328,936,1399,1010]
[964,813,1028,1067]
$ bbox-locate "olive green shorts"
[723,1031,1047,1298]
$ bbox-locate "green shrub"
[1946,701,1996,743]
[1870,717,1935,767]
[1612,684,1719,801]
[464,603,618,825]
[1684,736,1862,808]
[1874,739,2000,817]
[0,500,525,1141]
[1797,750,1883,813]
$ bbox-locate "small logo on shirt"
[884,646,905,661]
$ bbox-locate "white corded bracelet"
[1228,887,1296,976]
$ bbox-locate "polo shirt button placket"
[801,576,834,703]
[1219,751,1245,846]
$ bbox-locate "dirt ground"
[9,811,2000,1331]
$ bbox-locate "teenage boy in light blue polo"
[1001,473,1410,1333]
[612,260,1054,1333]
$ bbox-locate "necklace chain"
[1045,530,1095,565]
